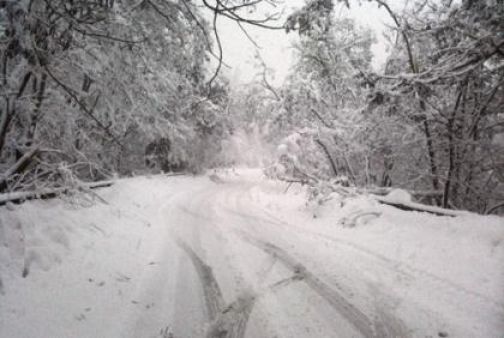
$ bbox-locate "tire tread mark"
[233,205,504,314]
[176,239,256,338]
[238,231,380,338]
[177,240,224,321]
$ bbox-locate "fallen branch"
[362,187,443,199]
[373,195,468,217]
[0,180,114,206]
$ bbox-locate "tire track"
[231,201,504,315]
[224,185,503,336]
[206,292,256,338]
[176,240,224,322]
[268,211,504,315]
[175,239,256,338]
[236,231,399,338]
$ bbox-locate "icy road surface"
[1,170,503,337]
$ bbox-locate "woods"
[1,3,504,336]
[0,0,236,193]
[248,0,504,214]
[0,0,503,214]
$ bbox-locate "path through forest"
[1,170,503,337]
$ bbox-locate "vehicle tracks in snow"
[223,184,504,336]
[176,240,225,322]
[176,239,256,338]
[175,235,311,338]
[231,200,504,317]
[235,230,409,338]
[174,182,501,337]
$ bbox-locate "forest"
[1,2,504,337]
[1,0,503,214]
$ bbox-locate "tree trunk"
[0,100,12,155]
[26,72,48,146]
[443,85,465,208]
[315,138,338,177]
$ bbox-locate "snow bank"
[253,179,504,298]
[384,188,412,203]
[0,174,207,338]
[244,175,504,337]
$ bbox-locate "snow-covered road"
[1,170,503,337]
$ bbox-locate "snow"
[1,169,503,337]
[276,143,288,156]
[384,188,412,203]
[0,175,200,338]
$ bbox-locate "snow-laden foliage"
[257,0,503,214]
[261,7,376,197]
[365,0,504,212]
[0,0,231,193]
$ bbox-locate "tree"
[260,0,503,213]
[265,0,376,185]
[0,0,285,193]
[366,0,504,212]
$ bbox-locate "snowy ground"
[1,169,503,338]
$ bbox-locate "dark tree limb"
[207,2,223,89]
[315,138,338,177]
[17,72,33,99]
[42,65,123,148]
[443,80,466,208]
[0,146,39,192]
[0,102,12,156]
[310,109,333,128]
[26,72,48,145]
[201,0,285,30]
[485,202,504,215]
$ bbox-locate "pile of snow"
[384,188,412,203]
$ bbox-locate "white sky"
[214,0,405,86]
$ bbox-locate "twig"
[0,146,39,191]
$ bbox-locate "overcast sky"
[214,0,405,86]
